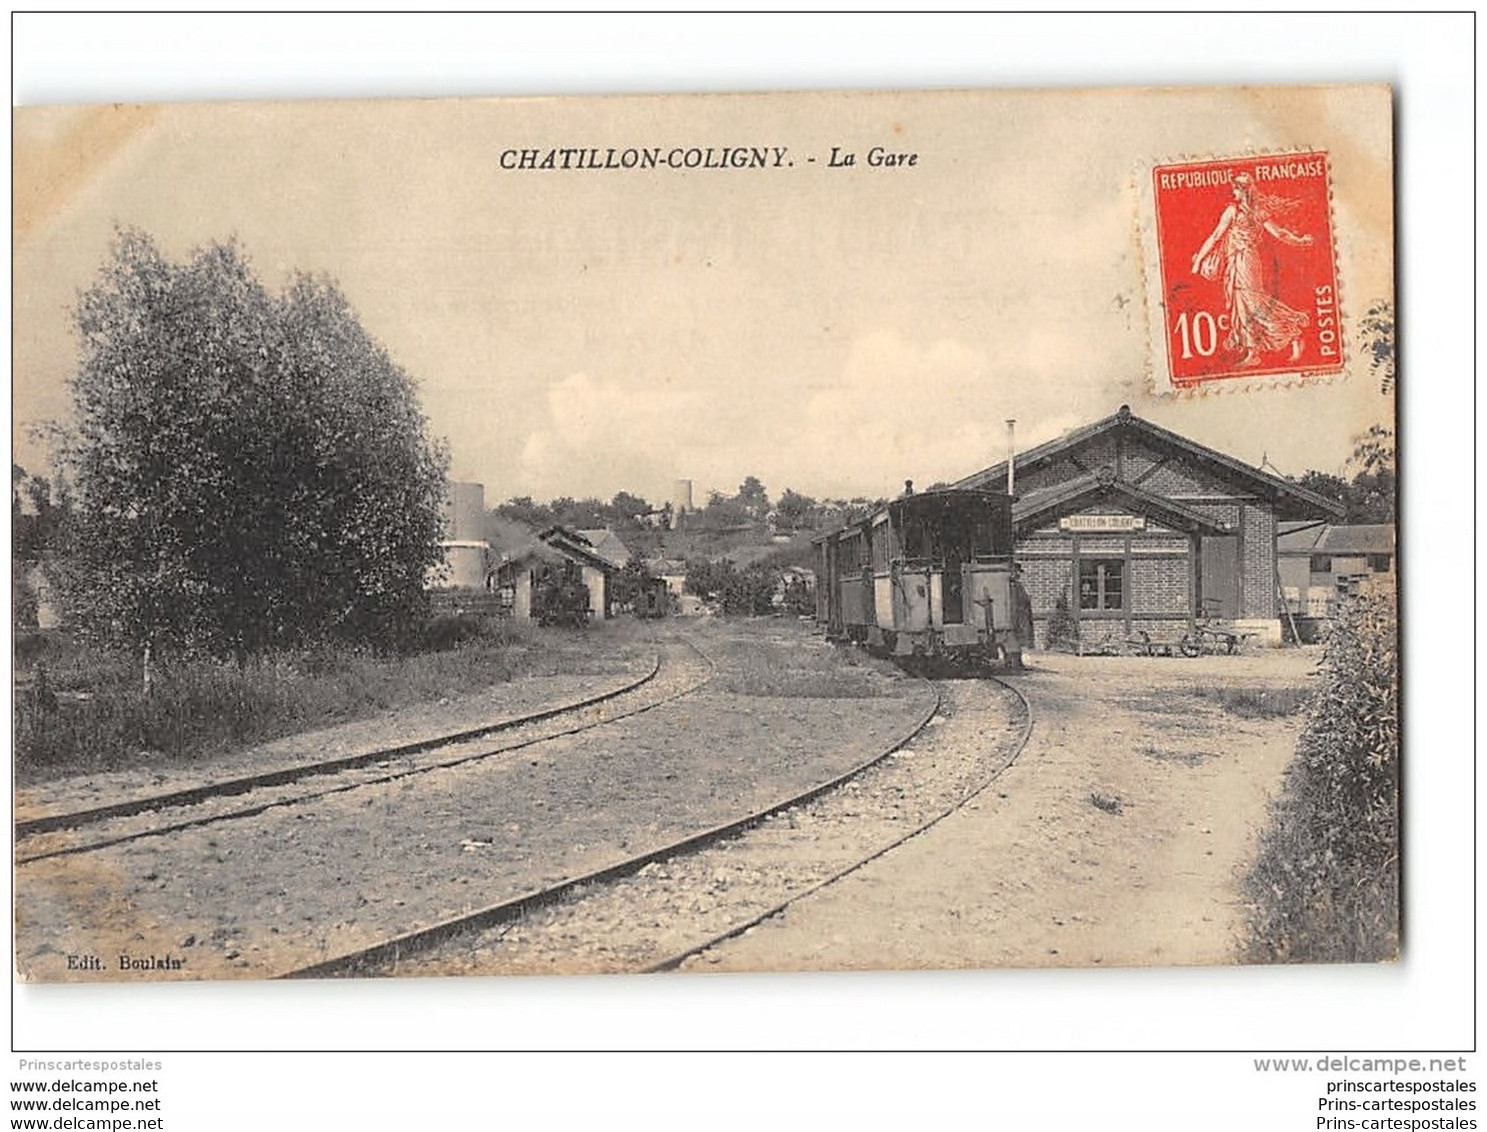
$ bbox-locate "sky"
[14,84,1394,509]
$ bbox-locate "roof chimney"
[903,479,915,496]
[1005,419,1017,496]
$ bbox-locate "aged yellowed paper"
[14,85,1395,982]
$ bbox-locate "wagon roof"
[953,404,1346,521]
[809,488,1007,543]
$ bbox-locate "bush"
[609,559,658,614]
[682,558,777,615]
[1242,591,1399,963]
[1046,586,1078,651]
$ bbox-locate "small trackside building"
[1277,522,1396,616]
[536,526,618,621]
[953,405,1345,648]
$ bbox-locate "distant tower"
[670,478,693,530]
[436,481,490,589]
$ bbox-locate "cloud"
[778,329,1114,496]
[516,371,712,501]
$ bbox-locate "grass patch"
[1191,685,1312,719]
[705,625,899,699]
[1139,745,1217,767]
[14,617,638,780]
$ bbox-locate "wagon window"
[969,513,992,560]
[967,504,1012,560]
[838,532,868,573]
[1079,558,1124,611]
[900,514,932,564]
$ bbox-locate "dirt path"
[701,650,1314,971]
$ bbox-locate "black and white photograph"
[13,82,1398,984]
[7,13,1476,1126]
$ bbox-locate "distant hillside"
[625,525,814,567]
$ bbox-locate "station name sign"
[1060,515,1146,532]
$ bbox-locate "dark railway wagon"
[531,563,592,628]
[814,488,1033,669]
[633,576,672,619]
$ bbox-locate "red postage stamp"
[1149,151,1343,389]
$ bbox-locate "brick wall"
[1017,530,1194,649]
[1130,554,1190,614]
[1020,554,1073,618]
[1241,503,1278,618]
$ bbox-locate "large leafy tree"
[56,229,448,656]
[1291,426,1395,525]
[734,475,770,516]
[774,487,817,531]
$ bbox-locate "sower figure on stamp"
[1190,172,1314,367]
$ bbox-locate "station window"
[1310,555,1332,573]
[1367,553,1392,573]
[1079,558,1124,611]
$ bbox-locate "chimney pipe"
[1005,419,1017,496]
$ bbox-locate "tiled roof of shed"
[575,528,633,569]
[1277,521,1328,553]
[1277,523,1395,555]
[1317,524,1395,554]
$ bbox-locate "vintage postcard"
[13,85,1395,983]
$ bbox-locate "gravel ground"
[16,627,1314,981]
[398,676,1026,977]
[698,648,1315,972]
[15,621,930,982]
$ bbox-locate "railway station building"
[953,406,1345,649]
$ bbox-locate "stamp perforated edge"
[1133,146,1348,398]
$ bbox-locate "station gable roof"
[955,405,1346,522]
[1012,474,1232,536]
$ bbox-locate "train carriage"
[814,487,1032,669]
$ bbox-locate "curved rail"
[280,669,943,980]
[644,671,1034,972]
[17,652,663,840]
[17,643,714,866]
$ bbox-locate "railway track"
[289,669,1031,979]
[651,672,1034,973]
[15,639,708,866]
[16,627,993,982]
